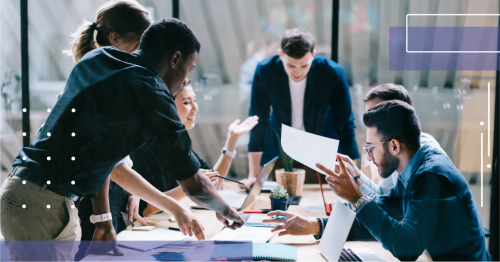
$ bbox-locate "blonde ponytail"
[64,20,98,64]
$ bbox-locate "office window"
[1,0,23,180]
[180,0,333,177]
[339,0,497,234]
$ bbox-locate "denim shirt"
[321,143,491,261]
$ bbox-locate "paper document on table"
[117,228,191,251]
[211,226,276,243]
[281,124,339,175]
[304,204,326,212]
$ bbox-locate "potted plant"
[270,185,289,211]
[275,130,306,196]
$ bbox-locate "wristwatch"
[354,195,370,211]
[222,148,236,158]
[90,212,112,224]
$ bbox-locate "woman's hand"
[261,211,320,236]
[227,116,259,137]
[171,205,206,240]
[127,196,150,226]
[201,169,219,187]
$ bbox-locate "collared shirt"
[12,47,200,198]
[358,132,446,199]
[322,143,491,261]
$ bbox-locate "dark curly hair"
[139,18,201,61]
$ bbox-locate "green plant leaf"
[275,129,294,172]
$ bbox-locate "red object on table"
[318,172,332,216]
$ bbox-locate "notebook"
[210,243,297,261]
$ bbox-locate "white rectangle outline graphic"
[406,14,500,53]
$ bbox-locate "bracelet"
[222,148,236,158]
[90,212,112,224]
[313,218,325,240]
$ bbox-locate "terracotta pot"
[275,168,306,196]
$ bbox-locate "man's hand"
[337,154,364,186]
[261,211,320,236]
[127,196,150,226]
[216,208,244,230]
[228,116,259,137]
[316,154,364,205]
[86,223,123,256]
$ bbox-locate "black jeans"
[74,180,127,261]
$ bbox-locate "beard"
[375,146,400,178]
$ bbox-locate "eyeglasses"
[364,140,390,157]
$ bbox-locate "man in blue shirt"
[344,84,446,201]
[264,100,490,261]
[242,29,359,188]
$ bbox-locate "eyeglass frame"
[363,140,392,158]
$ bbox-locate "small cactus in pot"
[270,185,289,210]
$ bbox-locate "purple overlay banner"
[389,27,500,70]
[0,240,253,261]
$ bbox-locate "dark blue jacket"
[323,143,491,261]
[248,55,359,164]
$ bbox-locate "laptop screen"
[240,157,278,210]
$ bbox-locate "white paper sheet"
[281,124,339,175]
[211,226,276,243]
[304,204,326,212]
[117,228,191,251]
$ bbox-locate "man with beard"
[262,101,490,261]
[339,84,445,200]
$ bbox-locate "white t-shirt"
[289,77,307,130]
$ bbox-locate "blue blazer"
[248,55,360,165]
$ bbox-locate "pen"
[168,227,181,231]
[215,175,245,185]
[243,210,272,214]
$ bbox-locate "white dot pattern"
[71,108,76,113]
[46,205,51,209]
[480,121,484,126]
[22,204,26,209]
[71,156,75,161]
[47,180,51,185]
[71,181,75,185]
[47,156,51,161]
[22,157,26,160]
[22,180,26,184]
[487,164,491,168]
[23,108,27,112]
[71,205,75,209]
[71,132,75,137]
[47,108,51,112]
[22,132,26,136]
[47,132,51,137]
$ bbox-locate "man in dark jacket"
[241,28,359,188]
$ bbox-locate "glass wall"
[338,0,497,234]
[180,0,333,177]
[1,0,23,181]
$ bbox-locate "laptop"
[318,200,385,262]
[190,157,278,211]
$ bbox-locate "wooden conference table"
[86,184,432,261]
